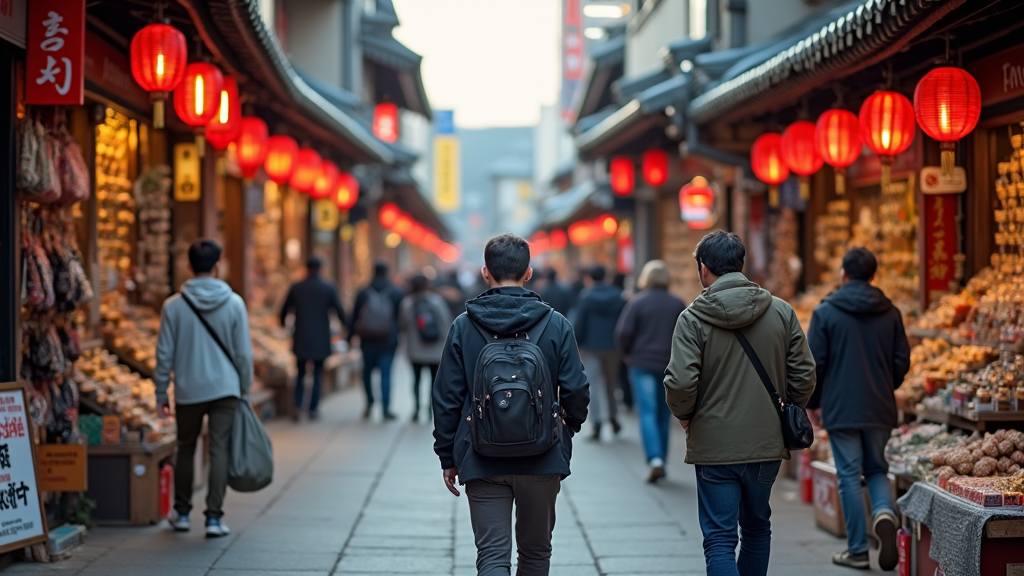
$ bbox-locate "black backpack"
[357,287,394,340]
[413,296,441,342]
[467,311,561,458]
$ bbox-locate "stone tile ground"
[5,360,875,575]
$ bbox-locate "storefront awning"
[661,37,714,72]
[361,7,432,118]
[687,0,965,126]
[571,35,626,125]
[612,68,672,103]
[539,181,614,229]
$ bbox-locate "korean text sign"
[26,0,85,105]
[0,385,46,553]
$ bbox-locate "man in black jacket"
[280,257,346,421]
[807,248,911,572]
[573,264,625,440]
[348,262,405,421]
[433,233,589,576]
[538,268,572,317]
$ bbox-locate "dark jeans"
[411,362,438,416]
[175,396,238,519]
[829,428,897,554]
[466,475,561,576]
[695,460,781,576]
[294,358,325,413]
[362,349,395,413]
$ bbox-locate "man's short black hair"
[545,267,558,282]
[188,239,222,274]
[484,233,531,282]
[589,264,607,283]
[842,247,877,281]
[306,256,323,273]
[373,261,389,278]
[693,231,745,276]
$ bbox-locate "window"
[689,0,707,40]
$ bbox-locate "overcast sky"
[391,0,561,129]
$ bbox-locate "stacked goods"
[930,430,1024,483]
[895,339,997,408]
[133,166,172,305]
[250,311,295,383]
[100,292,161,375]
[74,348,174,443]
[946,474,1024,508]
[886,423,966,477]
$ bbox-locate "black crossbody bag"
[733,330,814,451]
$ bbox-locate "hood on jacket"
[581,284,624,316]
[466,287,552,335]
[370,276,393,291]
[181,277,235,312]
[824,280,893,315]
[687,272,773,330]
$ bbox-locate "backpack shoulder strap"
[732,329,783,411]
[525,310,553,344]
[180,293,241,384]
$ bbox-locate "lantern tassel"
[153,99,165,130]
[880,157,892,193]
[835,168,846,196]
[769,186,780,208]
[940,142,955,176]
[195,133,206,158]
[799,177,810,201]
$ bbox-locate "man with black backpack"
[399,273,452,422]
[433,233,589,576]
[349,261,405,420]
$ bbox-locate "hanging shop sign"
[434,133,461,212]
[373,103,399,143]
[85,30,151,115]
[967,43,1024,107]
[923,194,959,299]
[314,199,340,231]
[0,0,27,48]
[36,444,87,493]
[920,166,967,195]
[0,383,47,554]
[26,0,85,105]
[173,143,201,202]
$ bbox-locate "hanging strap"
[180,293,242,395]
[732,329,784,413]
[469,309,553,345]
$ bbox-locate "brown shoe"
[647,466,666,484]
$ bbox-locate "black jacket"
[573,284,625,351]
[806,280,911,430]
[539,281,573,317]
[615,287,687,373]
[347,277,405,355]
[432,287,589,484]
[280,275,346,362]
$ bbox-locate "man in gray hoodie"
[155,239,253,538]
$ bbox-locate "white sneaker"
[205,518,230,538]
[168,511,190,532]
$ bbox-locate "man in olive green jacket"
[664,231,815,576]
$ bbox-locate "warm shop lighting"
[600,215,618,236]
[205,77,241,151]
[679,176,715,230]
[384,232,402,248]
[379,203,400,228]
[584,4,624,18]
[173,62,224,156]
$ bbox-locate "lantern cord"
[835,169,846,196]
[769,186,780,209]
[832,86,845,108]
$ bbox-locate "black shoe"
[411,411,419,423]
[589,424,602,441]
[610,419,622,435]
[383,412,396,421]
[363,405,373,420]
[308,411,320,421]
[291,411,301,423]
[832,550,870,570]
[874,512,899,571]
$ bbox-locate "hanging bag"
[180,293,274,492]
[58,125,91,205]
[16,117,41,192]
[34,124,63,204]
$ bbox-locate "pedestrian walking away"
[154,239,254,538]
[615,260,686,484]
[348,261,405,421]
[433,233,589,576]
[280,256,347,421]
[573,264,625,441]
[538,267,572,317]
[807,247,911,572]
[400,273,453,422]
[664,231,816,576]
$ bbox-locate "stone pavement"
[6,362,873,576]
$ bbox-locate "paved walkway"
[8,362,868,576]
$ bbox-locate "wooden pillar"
[0,45,18,381]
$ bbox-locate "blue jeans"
[629,367,671,463]
[294,358,324,413]
[695,461,781,576]
[828,428,896,554]
[362,350,395,412]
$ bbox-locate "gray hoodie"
[154,277,253,406]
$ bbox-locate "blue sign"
[435,110,455,135]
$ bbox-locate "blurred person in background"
[612,271,634,411]
[615,260,686,483]
[400,273,453,423]
[538,267,572,317]
[348,261,405,421]
[436,269,468,319]
[280,256,346,422]
[573,264,626,440]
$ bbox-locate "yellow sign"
[433,135,461,212]
[173,143,201,202]
[313,199,339,231]
[37,444,87,492]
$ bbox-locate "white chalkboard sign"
[0,383,47,553]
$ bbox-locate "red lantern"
[814,109,861,195]
[679,176,716,229]
[859,90,915,189]
[290,148,321,193]
[334,173,359,211]
[130,23,187,129]
[311,161,339,200]
[781,121,823,201]
[205,77,241,151]
[264,135,299,185]
[914,67,981,175]
[641,150,668,187]
[610,157,634,195]
[373,103,399,143]
[751,133,789,208]
[173,63,224,156]
[394,214,414,236]
[379,202,400,228]
[599,215,618,237]
[235,117,268,179]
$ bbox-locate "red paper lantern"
[130,23,187,129]
[550,229,568,251]
[814,109,861,195]
[679,176,716,229]
[373,103,399,143]
[264,135,299,185]
[173,63,224,156]
[641,150,668,187]
[568,221,594,246]
[311,161,339,200]
[379,202,400,228]
[290,148,322,193]
[205,77,241,151]
[610,157,634,195]
[235,117,268,179]
[599,215,618,237]
[751,133,789,207]
[859,90,915,189]
[914,67,981,175]
[781,121,823,201]
[334,173,359,211]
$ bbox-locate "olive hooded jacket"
[664,272,816,465]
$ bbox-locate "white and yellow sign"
[433,135,461,212]
[173,143,201,202]
[313,199,339,231]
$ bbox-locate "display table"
[898,405,1024,433]
[86,436,176,526]
[898,481,1024,576]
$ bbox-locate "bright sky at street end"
[391,0,561,129]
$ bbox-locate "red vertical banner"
[25,0,85,105]
[561,0,583,122]
[923,194,957,300]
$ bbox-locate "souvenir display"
[896,340,999,408]
[885,423,966,478]
[765,208,801,301]
[95,108,136,294]
[929,430,1024,482]
[100,292,161,375]
[134,166,173,305]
